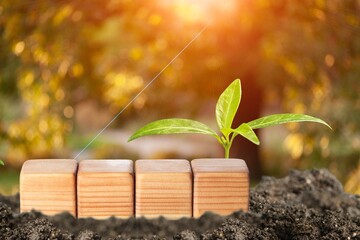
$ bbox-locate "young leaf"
[128,118,218,141]
[0,160,4,166]
[247,114,332,129]
[216,79,241,131]
[234,123,260,145]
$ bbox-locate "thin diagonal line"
[74,23,210,160]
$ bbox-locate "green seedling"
[0,160,4,166]
[129,79,331,158]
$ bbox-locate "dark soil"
[1,169,359,239]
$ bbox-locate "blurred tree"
[345,162,360,194]
[1,0,267,177]
[259,0,360,183]
[1,0,358,189]
[0,0,128,165]
[99,1,266,178]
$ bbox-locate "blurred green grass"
[66,134,105,151]
[0,168,19,195]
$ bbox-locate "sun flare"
[161,0,237,23]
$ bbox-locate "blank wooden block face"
[77,160,134,219]
[135,159,192,219]
[191,158,249,218]
[20,159,77,216]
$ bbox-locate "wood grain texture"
[135,159,192,219]
[191,158,249,218]
[20,159,77,216]
[77,160,134,219]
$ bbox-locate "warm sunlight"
[2,0,359,238]
[161,0,237,23]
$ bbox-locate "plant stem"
[223,132,238,159]
[224,145,230,158]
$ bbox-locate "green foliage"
[0,160,4,166]
[0,0,357,188]
[128,118,218,141]
[216,79,241,131]
[259,0,360,183]
[129,79,331,158]
[0,0,140,163]
[247,114,331,130]
[234,123,259,145]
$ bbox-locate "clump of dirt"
[202,169,360,239]
[0,169,359,239]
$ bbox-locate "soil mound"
[0,169,359,239]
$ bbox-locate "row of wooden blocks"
[20,158,249,219]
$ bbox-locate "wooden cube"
[77,160,134,219]
[191,158,249,218]
[135,159,192,219]
[20,159,77,216]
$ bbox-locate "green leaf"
[128,118,218,141]
[247,114,332,129]
[234,123,260,145]
[216,79,241,132]
[0,160,4,166]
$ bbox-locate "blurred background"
[0,0,359,195]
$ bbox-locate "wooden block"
[20,159,77,216]
[135,159,192,219]
[191,158,249,218]
[77,160,134,219]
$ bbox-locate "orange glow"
[161,0,237,23]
